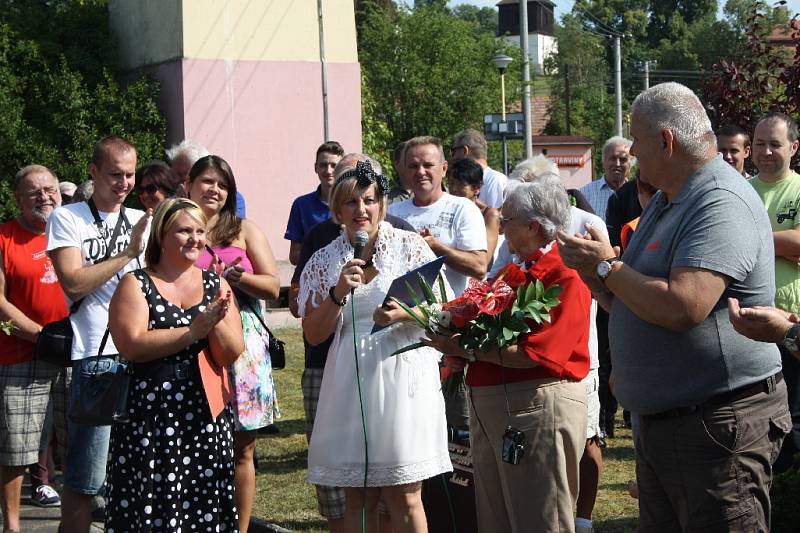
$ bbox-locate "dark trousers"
[775,345,800,473]
[596,308,617,433]
[636,379,790,532]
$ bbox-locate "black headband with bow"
[335,160,389,195]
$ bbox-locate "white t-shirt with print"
[388,192,487,296]
[46,202,147,360]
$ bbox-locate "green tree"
[0,1,165,219]
[451,4,499,35]
[358,5,521,155]
[544,15,616,172]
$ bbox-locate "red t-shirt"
[0,220,68,365]
[466,243,591,387]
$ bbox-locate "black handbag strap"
[89,327,113,373]
[70,199,131,314]
[243,300,276,339]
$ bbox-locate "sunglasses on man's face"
[138,184,162,195]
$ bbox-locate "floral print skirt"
[229,307,279,431]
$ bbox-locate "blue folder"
[370,255,447,334]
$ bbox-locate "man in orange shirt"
[0,165,69,533]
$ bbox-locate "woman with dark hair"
[136,161,181,211]
[107,198,244,531]
[189,155,280,533]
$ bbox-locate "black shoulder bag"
[244,300,285,370]
[67,328,131,426]
[35,200,129,367]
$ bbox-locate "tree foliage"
[0,0,165,219]
[358,5,521,164]
[702,3,800,134]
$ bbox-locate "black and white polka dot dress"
[105,269,238,532]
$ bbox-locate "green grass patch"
[254,327,638,532]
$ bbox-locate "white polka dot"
[155,304,165,312]
[170,518,176,527]
[166,427,175,436]
[204,469,213,477]
[168,473,176,481]
[204,513,213,522]
[175,392,183,401]
[144,505,151,514]
[120,499,128,508]
[186,413,193,420]
[140,438,149,446]
[118,456,126,464]
[183,457,191,465]
[163,382,172,390]
[206,424,214,432]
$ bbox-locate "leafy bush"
[0,0,165,219]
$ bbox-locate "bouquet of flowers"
[390,263,562,357]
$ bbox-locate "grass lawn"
[254,327,639,532]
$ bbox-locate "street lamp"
[491,54,513,175]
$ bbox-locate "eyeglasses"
[138,184,163,195]
[22,187,58,199]
[499,216,517,227]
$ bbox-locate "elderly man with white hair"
[580,136,633,220]
[166,139,246,217]
[558,82,790,531]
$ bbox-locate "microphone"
[353,230,369,261]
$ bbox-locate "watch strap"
[328,285,347,307]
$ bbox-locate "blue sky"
[440,0,800,22]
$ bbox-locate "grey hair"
[165,139,210,166]
[73,180,94,202]
[503,179,571,241]
[631,82,715,161]
[602,136,632,156]
[452,129,488,159]
[13,165,58,192]
[509,155,559,183]
[333,153,382,178]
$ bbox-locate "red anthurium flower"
[443,296,479,329]
[477,280,515,315]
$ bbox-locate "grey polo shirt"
[609,156,781,415]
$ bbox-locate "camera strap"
[498,349,513,424]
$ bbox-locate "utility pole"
[317,0,329,140]
[644,60,650,90]
[520,0,533,158]
[614,35,622,137]
[564,64,572,135]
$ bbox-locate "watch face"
[597,261,611,279]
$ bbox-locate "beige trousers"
[469,378,587,533]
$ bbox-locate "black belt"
[130,361,197,381]
[644,371,783,421]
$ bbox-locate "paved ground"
[1,476,287,532]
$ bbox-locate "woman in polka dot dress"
[107,199,244,531]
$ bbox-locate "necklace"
[362,256,374,269]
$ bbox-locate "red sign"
[549,155,585,168]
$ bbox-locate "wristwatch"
[782,323,800,353]
[328,286,348,307]
[596,257,622,282]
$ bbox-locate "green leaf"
[389,297,427,329]
[404,280,422,308]
[438,274,448,302]
[389,341,428,357]
[418,273,437,305]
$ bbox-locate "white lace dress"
[298,222,453,487]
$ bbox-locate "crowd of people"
[0,80,798,533]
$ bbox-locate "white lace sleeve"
[298,237,350,318]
